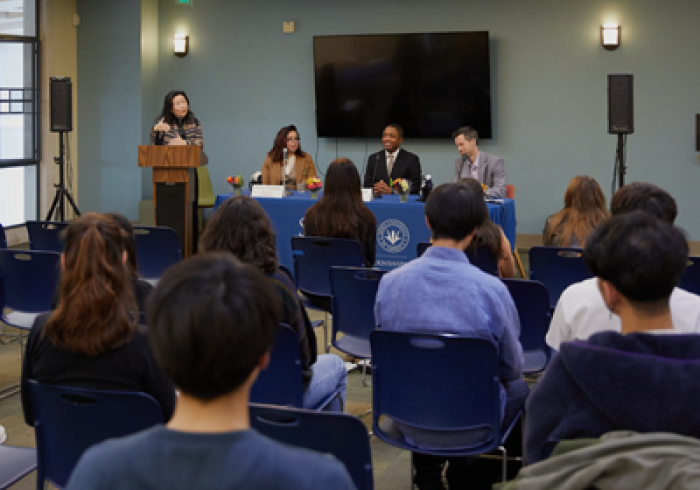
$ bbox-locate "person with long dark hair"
[200,197,347,412]
[21,214,176,425]
[304,158,378,268]
[261,125,316,189]
[543,175,608,248]
[150,90,203,147]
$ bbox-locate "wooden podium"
[138,146,208,258]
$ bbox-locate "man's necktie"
[387,154,395,176]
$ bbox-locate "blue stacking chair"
[250,324,341,411]
[0,446,37,489]
[28,380,164,490]
[291,236,366,352]
[330,266,386,386]
[679,256,700,296]
[25,221,69,253]
[132,225,182,284]
[529,246,593,309]
[0,250,61,356]
[0,223,6,249]
[250,404,373,490]
[371,330,522,483]
[417,242,499,276]
[502,279,552,373]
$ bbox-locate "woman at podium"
[261,125,316,189]
[150,90,204,147]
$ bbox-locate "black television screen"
[313,31,492,139]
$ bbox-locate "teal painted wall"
[79,0,700,237]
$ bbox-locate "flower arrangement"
[227,175,244,188]
[306,177,323,191]
[391,178,410,194]
[481,183,488,192]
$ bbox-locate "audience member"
[201,196,347,411]
[261,125,317,189]
[542,175,608,248]
[65,253,356,490]
[546,182,700,351]
[21,214,175,425]
[526,211,700,464]
[374,181,527,490]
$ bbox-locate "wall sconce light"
[173,34,189,56]
[601,24,620,50]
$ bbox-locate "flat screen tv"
[313,31,492,139]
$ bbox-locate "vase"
[310,189,319,199]
[399,192,408,203]
[233,187,242,196]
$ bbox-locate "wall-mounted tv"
[313,31,492,139]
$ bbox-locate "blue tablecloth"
[213,191,516,272]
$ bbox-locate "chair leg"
[361,361,372,387]
[498,445,508,483]
[513,249,526,278]
[324,312,330,354]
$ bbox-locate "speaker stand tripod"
[615,133,627,190]
[45,131,81,222]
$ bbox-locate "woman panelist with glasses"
[261,125,317,190]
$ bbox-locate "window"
[1,0,39,227]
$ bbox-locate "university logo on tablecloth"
[377,219,410,254]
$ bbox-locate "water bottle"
[419,175,433,202]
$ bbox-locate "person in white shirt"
[546,182,700,351]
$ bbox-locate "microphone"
[458,154,468,179]
[282,148,287,186]
[372,154,382,199]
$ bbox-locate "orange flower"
[226,176,233,184]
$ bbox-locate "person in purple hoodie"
[525,211,700,464]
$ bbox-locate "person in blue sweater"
[525,211,700,464]
[66,253,356,490]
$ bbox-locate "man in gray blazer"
[451,126,507,198]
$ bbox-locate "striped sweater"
[150,115,204,148]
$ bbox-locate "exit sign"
[176,0,192,5]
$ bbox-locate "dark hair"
[545,175,609,247]
[105,213,139,275]
[451,126,478,143]
[201,196,279,274]
[385,124,404,139]
[583,211,688,305]
[610,182,678,224]
[147,253,281,401]
[159,90,194,125]
[45,213,137,356]
[425,180,487,241]
[469,216,504,258]
[304,158,377,242]
[268,124,306,163]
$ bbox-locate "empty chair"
[25,221,69,253]
[250,404,373,490]
[502,279,552,373]
[250,324,341,410]
[28,380,164,490]
[330,266,386,385]
[0,250,61,336]
[291,236,366,351]
[529,246,593,308]
[0,446,37,489]
[371,330,522,484]
[197,166,216,232]
[417,242,498,276]
[680,256,700,296]
[132,225,181,283]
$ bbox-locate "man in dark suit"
[452,126,507,198]
[364,124,422,195]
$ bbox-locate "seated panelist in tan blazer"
[261,125,317,190]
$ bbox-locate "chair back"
[28,380,163,489]
[371,330,502,454]
[132,226,182,280]
[250,404,373,490]
[0,250,60,313]
[502,279,552,372]
[291,237,365,298]
[250,324,303,408]
[0,223,6,249]
[417,242,498,276]
[330,267,385,357]
[25,221,69,253]
[506,184,515,199]
[197,166,216,208]
[529,246,592,308]
[680,256,700,296]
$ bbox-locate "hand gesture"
[374,180,392,195]
[153,118,171,132]
[168,135,187,146]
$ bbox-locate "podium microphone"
[282,148,287,186]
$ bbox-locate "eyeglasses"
[287,137,300,142]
